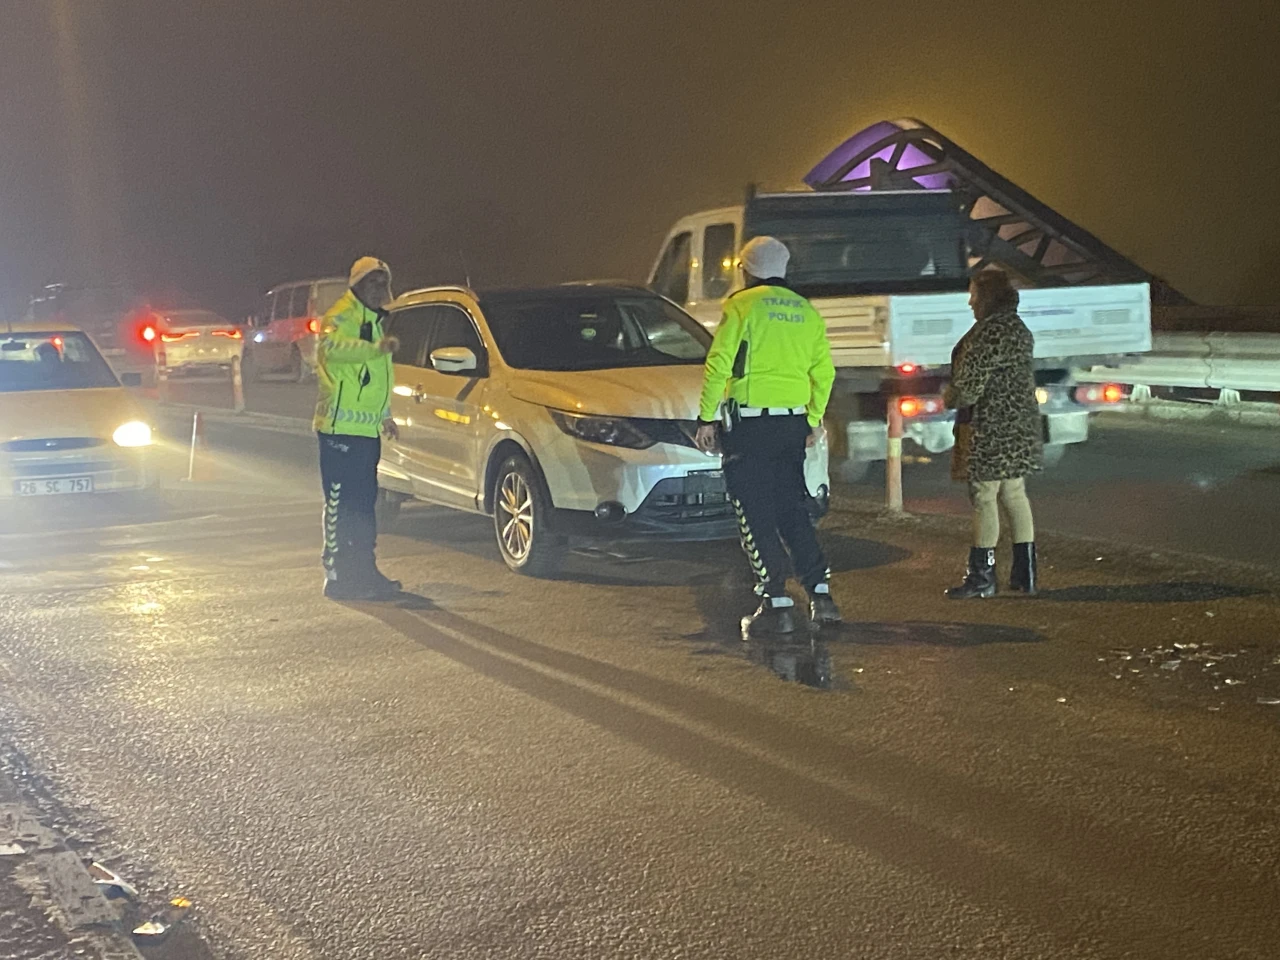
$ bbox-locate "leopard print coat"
[944,306,1043,483]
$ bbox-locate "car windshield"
[481,293,710,372]
[0,332,120,393]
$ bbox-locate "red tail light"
[898,362,918,375]
[141,325,157,343]
[51,336,64,352]
[160,331,197,343]
[898,396,945,418]
[1075,383,1127,404]
[307,319,319,334]
[212,329,242,339]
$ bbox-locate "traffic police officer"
[315,256,402,600]
[695,236,839,635]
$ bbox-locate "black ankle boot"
[742,598,797,637]
[946,547,997,599]
[1010,542,1038,595]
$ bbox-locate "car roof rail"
[398,284,479,299]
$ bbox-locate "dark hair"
[970,269,1019,313]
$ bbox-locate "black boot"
[1010,542,1038,596]
[742,598,797,638]
[946,547,997,600]
[808,587,843,626]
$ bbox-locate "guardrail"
[1079,308,1280,406]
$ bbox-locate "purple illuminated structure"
[804,118,1188,304]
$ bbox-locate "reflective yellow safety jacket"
[313,290,394,437]
[698,282,836,428]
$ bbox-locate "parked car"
[375,282,830,576]
[243,277,347,381]
[153,309,245,375]
[0,321,153,500]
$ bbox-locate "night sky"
[2,0,1278,317]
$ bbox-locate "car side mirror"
[121,372,143,387]
[430,346,478,375]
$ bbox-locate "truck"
[648,189,1152,479]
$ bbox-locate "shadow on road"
[840,620,1045,646]
[1037,581,1266,603]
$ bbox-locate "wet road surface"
[1,417,1278,958]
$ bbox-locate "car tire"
[375,488,405,533]
[492,453,565,577]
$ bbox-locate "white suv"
[376,283,830,576]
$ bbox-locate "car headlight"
[112,421,153,447]
[549,410,653,449]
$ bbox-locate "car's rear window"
[0,332,120,393]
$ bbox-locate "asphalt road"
[1,415,1278,959]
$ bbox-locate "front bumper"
[0,444,150,499]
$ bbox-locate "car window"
[702,223,737,300]
[291,285,313,319]
[270,289,291,323]
[385,306,433,368]
[651,232,691,304]
[259,293,276,326]
[427,305,483,355]
[0,332,120,392]
[481,293,709,372]
[314,281,346,316]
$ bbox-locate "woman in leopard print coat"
[942,269,1043,598]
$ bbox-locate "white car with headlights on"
[375,283,830,576]
[0,322,154,500]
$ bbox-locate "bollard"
[156,356,170,404]
[184,411,214,483]
[231,355,246,413]
[886,399,904,513]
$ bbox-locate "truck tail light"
[898,362,918,375]
[898,396,944,418]
[1075,383,1127,404]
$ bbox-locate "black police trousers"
[722,414,829,598]
[318,433,381,584]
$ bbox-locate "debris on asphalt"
[132,896,192,944]
[1257,697,1280,706]
[1160,660,1181,671]
[0,842,24,856]
[1056,697,1068,704]
[86,860,140,901]
[1224,678,1246,686]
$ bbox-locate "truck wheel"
[375,488,405,533]
[1042,443,1068,469]
[493,454,566,577]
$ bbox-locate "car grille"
[3,437,104,452]
[636,474,734,523]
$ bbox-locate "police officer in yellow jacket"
[695,237,839,635]
[315,257,401,600]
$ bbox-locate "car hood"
[0,387,145,443]
[505,364,705,419]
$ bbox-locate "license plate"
[685,470,725,495]
[16,477,94,496]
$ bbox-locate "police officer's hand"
[806,425,823,449]
[382,418,400,441]
[694,423,720,455]
[377,335,399,355]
